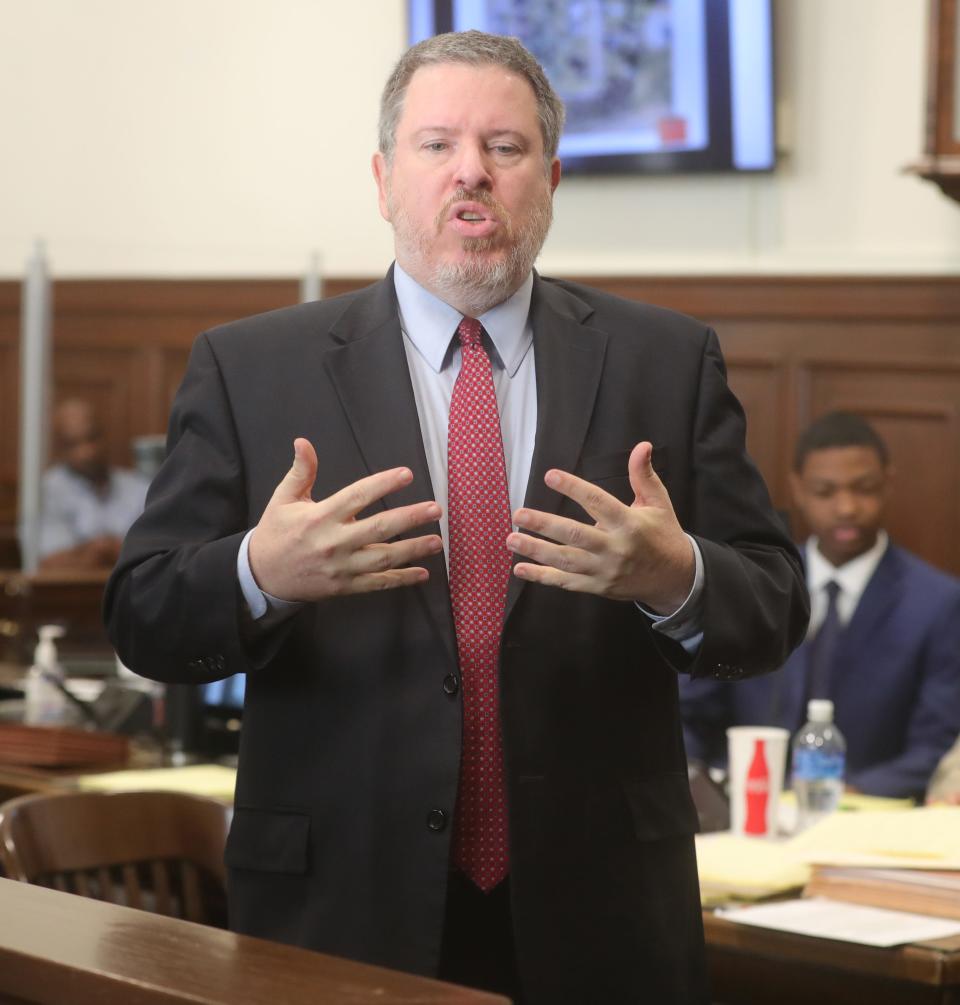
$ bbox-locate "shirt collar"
[393,262,533,377]
[805,529,889,599]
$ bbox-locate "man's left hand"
[507,441,695,614]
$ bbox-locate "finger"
[348,534,444,575]
[512,561,600,595]
[322,466,418,521]
[345,500,442,548]
[628,441,671,509]
[543,468,626,528]
[506,531,600,577]
[349,566,433,594]
[270,437,319,506]
[512,507,606,551]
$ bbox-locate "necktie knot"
[457,317,483,350]
[824,580,841,603]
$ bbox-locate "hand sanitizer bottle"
[24,625,70,725]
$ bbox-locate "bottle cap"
[807,698,834,722]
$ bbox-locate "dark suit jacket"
[680,543,960,800]
[104,271,807,1004]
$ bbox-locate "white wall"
[1,0,956,278]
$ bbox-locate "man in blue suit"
[681,412,960,800]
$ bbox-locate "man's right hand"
[248,438,443,602]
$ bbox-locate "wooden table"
[0,878,508,1004]
[705,909,960,1004]
[0,569,112,664]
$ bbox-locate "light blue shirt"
[238,265,704,648]
[38,465,149,558]
[393,263,537,557]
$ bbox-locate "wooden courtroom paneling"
[0,279,298,536]
[1,275,959,575]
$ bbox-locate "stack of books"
[804,865,960,921]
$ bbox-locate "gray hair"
[378,30,566,167]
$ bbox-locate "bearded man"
[106,30,807,1005]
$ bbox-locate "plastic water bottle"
[791,699,846,831]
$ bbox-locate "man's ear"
[788,470,803,508]
[372,152,391,222]
[550,157,561,192]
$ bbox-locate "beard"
[388,184,553,316]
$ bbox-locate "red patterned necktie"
[448,317,512,892]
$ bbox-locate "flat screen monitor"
[165,676,245,759]
[407,0,775,175]
[203,675,245,713]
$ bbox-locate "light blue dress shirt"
[237,265,703,649]
[38,465,149,559]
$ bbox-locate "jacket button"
[426,809,447,832]
[442,674,459,695]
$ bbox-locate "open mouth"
[447,203,501,239]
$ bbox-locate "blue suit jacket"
[680,543,960,799]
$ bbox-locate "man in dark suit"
[105,30,807,1004]
[681,412,960,802]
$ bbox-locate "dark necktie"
[447,317,512,892]
[807,580,841,700]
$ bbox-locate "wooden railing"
[0,877,507,1004]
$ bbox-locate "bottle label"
[792,749,845,781]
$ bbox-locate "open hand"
[507,442,694,613]
[248,438,443,602]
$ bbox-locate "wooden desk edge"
[704,909,960,988]
[0,878,508,1005]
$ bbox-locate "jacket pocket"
[622,772,699,842]
[224,807,311,874]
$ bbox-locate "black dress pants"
[437,871,523,1002]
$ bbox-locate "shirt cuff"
[637,534,704,653]
[237,529,303,624]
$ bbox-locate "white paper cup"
[726,725,789,838]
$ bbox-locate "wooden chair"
[0,790,231,926]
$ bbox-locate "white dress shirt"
[804,530,889,636]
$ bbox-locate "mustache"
[434,188,512,233]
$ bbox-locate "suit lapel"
[323,274,456,665]
[832,546,903,677]
[504,277,608,622]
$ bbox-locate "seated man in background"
[37,398,149,571]
[680,412,960,800]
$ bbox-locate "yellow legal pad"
[790,806,960,868]
[696,797,945,904]
[696,832,811,904]
[76,763,237,802]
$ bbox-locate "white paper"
[718,897,960,947]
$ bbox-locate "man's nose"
[453,144,493,191]
[834,490,858,516]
